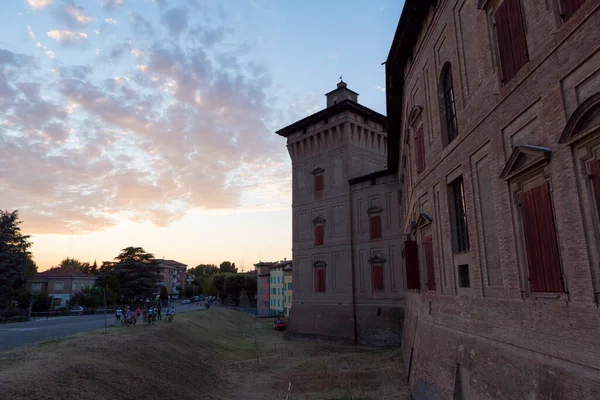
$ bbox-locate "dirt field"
[0,308,409,399]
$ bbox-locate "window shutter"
[405,240,421,290]
[370,215,382,239]
[372,264,384,291]
[496,0,528,83]
[315,174,324,191]
[495,1,515,82]
[561,0,586,21]
[589,160,600,216]
[316,268,325,292]
[423,235,436,291]
[315,225,324,246]
[519,184,563,292]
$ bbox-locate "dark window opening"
[423,235,436,291]
[560,0,586,21]
[458,264,470,288]
[449,177,470,253]
[377,307,382,316]
[415,124,426,173]
[405,240,421,290]
[440,63,458,144]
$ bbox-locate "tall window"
[313,168,324,192]
[370,214,382,239]
[589,160,600,218]
[372,264,384,291]
[519,183,563,292]
[560,0,586,21]
[448,177,470,253]
[440,63,458,145]
[423,235,436,291]
[315,224,324,246]
[315,267,325,292]
[405,240,421,290]
[495,0,528,83]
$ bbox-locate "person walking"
[115,307,122,323]
[136,306,141,317]
[157,305,162,321]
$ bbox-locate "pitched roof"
[158,259,187,267]
[36,268,96,278]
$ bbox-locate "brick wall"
[389,0,600,398]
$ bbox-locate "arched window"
[440,63,458,146]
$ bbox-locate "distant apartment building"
[255,261,273,316]
[283,263,293,317]
[276,81,405,345]
[26,268,97,308]
[156,259,191,296]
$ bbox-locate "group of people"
[115,304,176,325]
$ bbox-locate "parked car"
[180,299,191,305]
[193,296,200,302]
[273,318,287,331]
[70,306,85,314]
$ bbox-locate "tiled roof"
[36,268,96,278]
[158,259,187,267]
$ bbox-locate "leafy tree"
[90,260,98,275]
[159,286,168,303]
[211,273,230,302]
[57,257,92,274]
[112,247,161,303]
[219,261,237,274]
[32,291,51,312]
[188,264,219,279]
[106,274,121,302]
[96,261,116,286]
[201,276,216,296]
[0,210,34,303]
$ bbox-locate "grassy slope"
[0,309,409,400]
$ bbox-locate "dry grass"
[0,308,409,400]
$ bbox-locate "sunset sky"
[1,0,402,272]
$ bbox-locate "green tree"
[159,286,168,304]
[201,276,216,296]
[106,274,121,302]
[58,257,91,274]
[0,210,34,303]
[32,291,51,312]
[219,261,237,274]
[112,247,161,302]
[188,264,219,279]
[211,273,230,302]
[90,260,98,275]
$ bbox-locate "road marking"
[0,327,40,332]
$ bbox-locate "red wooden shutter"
[519,184,563,292]
[315,174,324,191]
[315,225,324,245]
[372,264,384,291]
[316,268,325,292]
[495,0,528,83]
[405,240,421,290]
[423,235,436,291]
[589,160,600,216]
[370,215,382,239]
[561,0,586,21]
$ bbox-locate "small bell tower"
[325,78,359,107]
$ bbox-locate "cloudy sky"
[1,0,402,271]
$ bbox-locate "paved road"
[0,302,209,351]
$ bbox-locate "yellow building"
[283,262,292,317]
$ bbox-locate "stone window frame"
[562,93,600,304]
[500,147,567,300]
[312,167,324,193]
[438,62,458,147]
[407,105,426,175]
